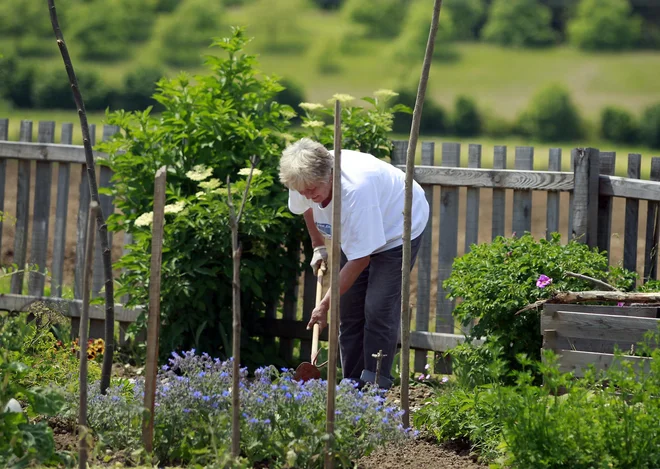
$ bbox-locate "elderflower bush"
[299,89,411,160]
[78,350,413,467]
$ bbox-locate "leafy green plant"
[445,233,637,372]
[0,312,71,467]
[568,0,642,51]
[342,0,409,39]
[639,103,660,149]
[392,88,450,136]
[450,340,507,389]
[452,95,481,137]
[297,89,410,160]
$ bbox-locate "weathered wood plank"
[571,148,589,242]
[0,141,107,164]
[92,166,114,297]
[405,166,573,191]
[73,165,90,308]
[552,349,652,377]
[644,157,660,282]
[599,174,660,202]
[28,122,54,297]
[259,318,476,352]
[0,120,7,255]
[491,146,507,239]
[415,141,434,373]
[544,303,659,318]
[465,144,481,252]
[624,154,642,273]
[545,148,561,239]
[587,148,601,249]
[51,124,73,297]
[279,240,299,362]
[542,310,659,344]
[299,264,317,362]
[11,121,33,295]
[567,151,575,240]
[597,152,616,260]
[512,147,534,235]
[435,143,460,374]
[0,293,141,322]
[391,140,407,166]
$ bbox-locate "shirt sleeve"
[288,189,311,215]
[341,205,387,260]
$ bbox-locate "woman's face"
[299,177,332,204]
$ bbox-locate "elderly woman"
[279,138,430,389]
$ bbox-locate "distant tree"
[243,0,311,53]
[160,0,224,66]
[516,84,583,142]
[444,0,486,40]
[116,66,165,112]
[342,0,410,39]
[453,95,481,137]
[72,1,130,60]
[640,103,660,149]
[482,0,556,47]
[568,0,642,51]
[600,106,639,144]
[391,0,457,64]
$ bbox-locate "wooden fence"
[541,304,659,377]
[1,118,660,373]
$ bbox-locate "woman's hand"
[307,299,329,330]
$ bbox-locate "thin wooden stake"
[78,201,98,469]
[48,0,116,394]
[401,0,444,430]
[142,166,167,453]
[324,100,342,469]
[228,156,259,459]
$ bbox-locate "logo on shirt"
[316,222,332,238]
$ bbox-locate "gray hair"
[279,138,333,192]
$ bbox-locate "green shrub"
[516,84,583,142]
[392,89,450,136]
[160,0,224,66]
[343,0,409,39]
[639,103,660,149]
[444,0,486,40]
[568,0,642,51]
[445,233,637,373]
[32,67,113,111]
[309,39,343,75]
[71,0,132,61]
[482,0,556,47]
[391,0,458,64]
[482,111,513,138]
[0,55,35,108]
[115,65,165,112]
[600,105,639,144]
[0,312,70,467]
[453,95,481,137]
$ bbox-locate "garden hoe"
[293,261,328,382]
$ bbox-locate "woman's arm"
[303,209,326,248]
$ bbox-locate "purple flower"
[536,274,553,288]
[441,376,449,384]
[617,302,625,307]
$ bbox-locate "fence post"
[0,119,8,254]
[512,146,534,236]
[597,152,616,260]
[10,121,33,295]
[571,147,599,245]
[491,146,507,240]
[643,157,660,282]
[624,154,642,273]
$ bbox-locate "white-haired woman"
[279,138,430,389]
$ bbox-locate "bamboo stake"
[142,166,167,453]
[228,156,258,459]
[78,201,98,469]
[400,0,444,429]
[48,0,116,394]
[324,100,342,469]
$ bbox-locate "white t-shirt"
[288,149,430,260]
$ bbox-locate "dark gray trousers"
[339,235,422,388]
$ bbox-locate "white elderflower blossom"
[302,120,325,129]
[329,93,355,104]
[186,164,213,181]
[238,167,262,177]
[374,89,398,101]
[163,200,186,214]
[299,102,324,112]
[280,108,297,120]
[195,191,206,199]
[135,211,154,227]
[199,178,221,190]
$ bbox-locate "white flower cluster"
[186,164,213,181]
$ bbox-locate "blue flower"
[220,372,229,378]
[284,392,292,399]
[198,371,206,377]
[249,418,259,424]
[202,395,211,401]
[193,391,202,398]
[263,418,271,424]
[183,408,191,413]
[222,391,230,397]
[161,364,169,371]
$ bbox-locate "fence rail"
[1,118,660,373]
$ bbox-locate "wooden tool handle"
[310,262,326,362]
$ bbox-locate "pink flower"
[418,374,424,381]
[441,376,449,384]
[536,274,552,289]
[617,302,625,307]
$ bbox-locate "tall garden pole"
[400,0,444,429]
[142,166,167,453]
[324,100,342,469]
[78,201,98,469]
[227,157,258,459]
[48,0,116,394]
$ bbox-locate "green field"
[2,5,660,174]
